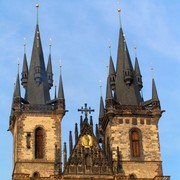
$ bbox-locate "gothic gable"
[64,116,113,177]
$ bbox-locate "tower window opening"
[35,127,44,159]
[130,129,141,158]
[129,174,136,179]
[32,172,40,179]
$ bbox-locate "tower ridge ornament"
[78,103,94,118]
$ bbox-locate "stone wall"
[12,113,63,178]
[105,116,162,178]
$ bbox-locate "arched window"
[35,127,44,159]
[130,129,141,158]
[32,172,40,179]
[129,174,136,180]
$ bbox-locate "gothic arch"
[34,127,45,159]
[31,172,40,180]
[129,174,136,179]
[129,128,143,158]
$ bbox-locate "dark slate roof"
[99,96,105,119]
[152,78,159,101]
[114,28,142,105]
[14,73,21,98]
[26,24,50,104]
[134,57,141,77]
[22,53,28,76]
[58,72,64,100]
[47,54,53,76]
[109,55,115,76]
[106,76,113,100]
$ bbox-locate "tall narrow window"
[131,130,140,157]
[35,127,44,159]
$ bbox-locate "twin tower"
[9,5,170,180]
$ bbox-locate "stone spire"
[14,72,21,99]
[134,57,143,91]
[114,27,142,105]
[75,123,78,144]
[21,39,28,91]
[47,40,53,89]
[152,78,159,101]
[25,5,50,104]
[69,131,73,155]
[106,76,113,101]
[99,96,105,119]
[63,142,67,165]
[109,55,116,90]
[134,44,143,91]
[58,65,65,100]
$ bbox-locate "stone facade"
[10,101,65,179]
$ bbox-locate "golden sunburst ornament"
[81,135,93,148]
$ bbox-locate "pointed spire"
[134,45,143,91]
[106,76,113,101]
[96,124,99,140]
[58,63,65,100]
[63,142,67,165]
[109,55,116,90]
[21,39,28,89]
[69,131,73,155]
[26,8,50,104]
[90,116,93,126]
[152,78,159,101]
[99,96,105,119]
[114,17,141,105]
[75,123,78,144]
[80,115,83,132]
[14,71,21,99]
[47,39,53,89]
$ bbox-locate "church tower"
[98,8,164,179]
[9,4,65,179]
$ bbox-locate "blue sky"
[0,0,179,179]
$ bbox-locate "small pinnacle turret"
[58,66,65,100]
[106,76,113,101]
[99,96,105,119]
[21,53,28,89]
[14,72,21,99]
[69,131,73,155]
[152,78,159,102]
[134,57,143,91]
[109,55,116,90]
[63,142,67,165]
[47,54,53,89]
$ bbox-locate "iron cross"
[78,103,94,118]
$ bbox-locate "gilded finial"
[24,37,26,54]
[134,41,137,57]
[108,40,111,56]
[99,80,102,97]
[117,1,122,28]
[49,38,52,54]
[36,3,39,25]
